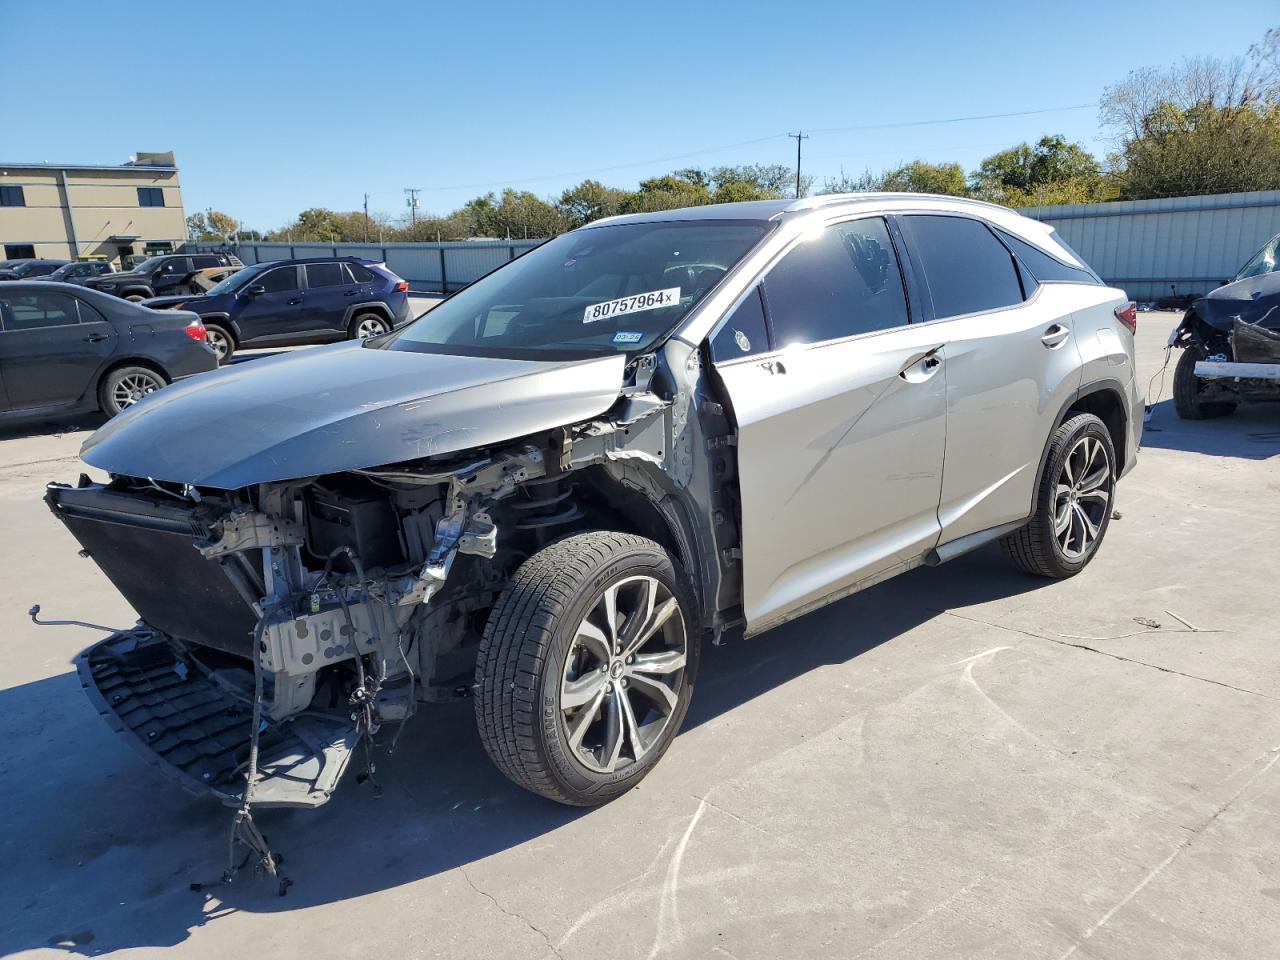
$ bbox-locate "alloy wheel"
[206,328,231,361]
[1054,435,1112,560]
[112,372,162,410]
[559,575,687,774]
[357,316,388,338]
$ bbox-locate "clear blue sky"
[2,0,1273,230]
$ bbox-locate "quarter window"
[346,262,376,283]
[762,217,910,347]
[710,287,770,361]
[0,185,25,207]
[306,262,345,288]
[903,215,1023,319]
[995,228,1100,285]
[137,187,165,207]
[0,292,80,331]
[259,266,300,293]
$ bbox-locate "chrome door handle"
[1041,323,1070,348]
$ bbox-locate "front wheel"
[475,531,699,806]
[1001,413,1116,578]
[1173,345,1236,419]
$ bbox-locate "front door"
[0,290,116,409]
[236,265,306,343]
[711,216,947,633]
[152,257,193,295]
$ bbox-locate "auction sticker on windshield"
[584,287,681,323]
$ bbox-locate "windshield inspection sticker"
[613,331,644,344]
[584,287,680,323]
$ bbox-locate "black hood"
[1192,272,1280,332]
[80,339,626,488]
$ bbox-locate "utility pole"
[788,131,809,199]
[404,187,421,227]
[363,192,370,242]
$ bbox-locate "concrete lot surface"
[1,312,1277,959]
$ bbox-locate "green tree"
[828,161,968,196]
[970,135,1101,200]
[186,209,241,240]
[558,179,628,227]
[618,172,712,213]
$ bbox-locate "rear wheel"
[124,292,147,303]
[1173,345,1236,419]
[1001,413,1116,578]
[99,365,165,416]
[475,532,698,806]
[204,323,234,362]
[349,312,389,339]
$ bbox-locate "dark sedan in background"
[0,282,217,422]
[0,259,70,281]
[44,261,115,285]
[142,256,411,361]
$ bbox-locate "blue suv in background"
[143,257,412,361]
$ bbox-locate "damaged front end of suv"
[45,215,758,879]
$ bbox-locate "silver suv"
[48,195,1140,867]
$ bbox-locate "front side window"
[904,215,1023,320]
[389,220,769,359]
[307,262,345,288]
[159,258,191,275]
[258,266,300,293]
[762,217,910,348]
[137,187,164,207]
[0,292,80,331]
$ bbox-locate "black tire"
[1001,413,1116,579]
[1172,345,1236,419]
[123,292,148,303]
[99,365,166,417]
[348,312,390,339]
[475,531,700,806]
[204,322,235,363]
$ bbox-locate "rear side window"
[763,216,910,348]
[904,215,1023,319]
[346,262,376,283]
[0,291,80,330]
[995,229,1100,285]
[259,266,300,293]
[306,262,345,288]
[192,255,220,269]
[710,286,770,361]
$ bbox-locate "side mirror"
[245,284,266,298]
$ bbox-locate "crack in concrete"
[942,610,1277,701]
[457,865,566,960]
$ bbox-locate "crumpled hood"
[81,340,626,488]
[1193,272,1280,331]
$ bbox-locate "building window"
[4,244,36,259]
[0,185,25,207]
[137,187,165,207]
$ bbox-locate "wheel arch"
[199,313,238,343]
[1033,379,1129,495]
[343,301,394,328]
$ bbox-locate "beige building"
[0,150,185,267]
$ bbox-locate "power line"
[806,103,1094,136]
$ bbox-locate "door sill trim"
[924,519,1027,567]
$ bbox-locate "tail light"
[393,280,409,293]
[183,318,208,342]
[1114,301,1137,334]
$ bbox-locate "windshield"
[387,220,770,360]
[1235,234,1280,282]
[204,266,255,296]
[13,262,46,277]
[48,264,78,280]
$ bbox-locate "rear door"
[711,216,948,633]
[303,261,354,333]
[896,214,1084,544]
[0,290,117,409]
[235,265,305,342]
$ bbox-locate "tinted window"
[0,292,80,330]
[259,266,300,293]
[905,216,1023,319]
[158,257,191,275]
[192,255,220,269]
[995,229,1099,285]
[137,187,164,207]
[307,262,345,288]
[76,299,108,324]
[710,287,770,362]
[346,262,376,283]
[0,185,25,207]
[763,217,910,347]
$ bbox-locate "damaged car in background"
[45,194,1141,881]
[1170,231,1280,419]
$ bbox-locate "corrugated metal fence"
[192,190,1280,303]
[1018,190,1280,302]
[187,239,542,294]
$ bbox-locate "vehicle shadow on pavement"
[0,412,105,443]
[1141,399,1280,460]
[0,547,1043,956]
